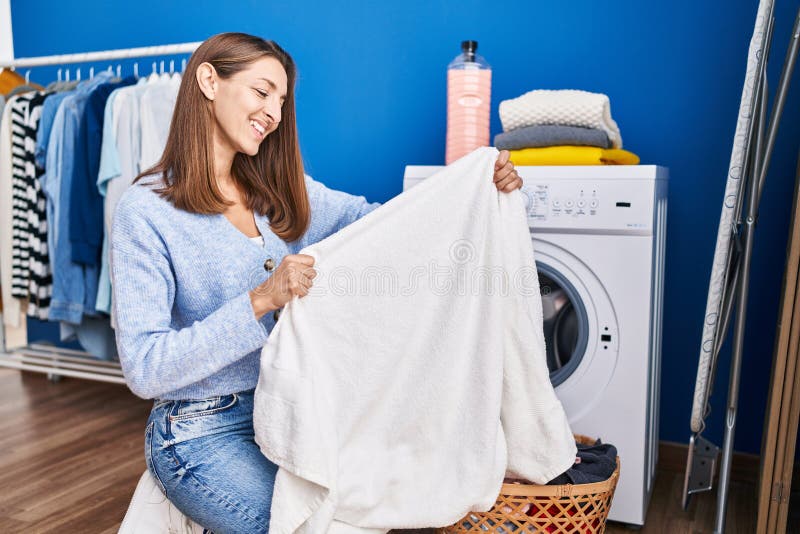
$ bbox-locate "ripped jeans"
[145,389,278,534]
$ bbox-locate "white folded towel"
[253,147,576,534]
[498,89,623,148]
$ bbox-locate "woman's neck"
[214,136,238,201]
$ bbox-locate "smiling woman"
[196,56,286,156]
[135,33,308,242]
[109,31,522,534]
[112,33,327,534]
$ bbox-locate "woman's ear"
[196,62,218,101]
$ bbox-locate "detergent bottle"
[446,40,492,164]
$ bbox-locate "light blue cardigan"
[110,175,380,400]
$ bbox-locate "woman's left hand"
[494,150,522,192]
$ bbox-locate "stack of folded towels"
[496,89,639,165]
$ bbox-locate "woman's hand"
[249,254,316,320]
[494,150,522,192]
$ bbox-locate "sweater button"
[264,258,275,272]
[273,309,282,321]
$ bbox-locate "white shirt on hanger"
[139,74,181,172]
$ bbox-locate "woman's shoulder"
[116,174,175,220]
[112,175,183,254]
[303,173,344,201]
[303,173,321,193]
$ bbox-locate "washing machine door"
[533,237,620,422]
[537,262,589,387]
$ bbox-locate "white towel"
[498,89,623,148]
[253,147,576,534]
[118,471,204,534]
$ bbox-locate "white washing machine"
[403,164,668,527]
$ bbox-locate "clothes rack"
[0,41,200,385]
[0,42,201,69]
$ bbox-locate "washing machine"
[403,164,668,527]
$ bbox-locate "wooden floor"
[0,368,795,533]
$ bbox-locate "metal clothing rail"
[0,41,200,385]
[0,42,201,69]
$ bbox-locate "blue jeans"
[145,389,278,534]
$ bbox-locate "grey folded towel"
[494,124,611,150]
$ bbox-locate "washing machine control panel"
[520,179,657,233]
[524,183,601,219]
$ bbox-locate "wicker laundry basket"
[437,435,620,534]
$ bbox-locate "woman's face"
[210,56,288,157]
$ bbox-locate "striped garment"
[9,91,51,319]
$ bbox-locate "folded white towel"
[498,89,623,148]
[253,147,576,534]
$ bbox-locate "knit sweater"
[110,175,380,400]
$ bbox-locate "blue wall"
[10,0,800,455]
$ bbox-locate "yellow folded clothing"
[508,146,640,166]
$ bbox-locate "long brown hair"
[136,32,309,242]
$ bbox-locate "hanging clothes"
[41,72,112,325]
[0,65,182,360]
[0,96,28,348]
[139,73,181,171]
[96,74,179,321]
[68,76,136,267]
[32,89,74,320]
[9,91,49,320]
[93,85,126,318]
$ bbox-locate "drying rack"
[683,1,800,532]
[0,41,200,384]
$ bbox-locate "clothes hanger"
[45,68,62,91]
[159,60,170,81]
[6,68,46,97]
[168,59,181,81]
[46,68,64,91]
[61,66,80,90]
[0,67,26,95]
[147,61,159,83]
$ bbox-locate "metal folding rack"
[683,2,800,532]
[0,41,200,384]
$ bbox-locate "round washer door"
[533,237,620,423]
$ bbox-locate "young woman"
[111,32,522,533]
